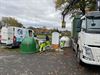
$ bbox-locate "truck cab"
[72,11,100,65]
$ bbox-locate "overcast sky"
[0,0,71,29]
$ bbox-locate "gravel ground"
[0,47,100,75]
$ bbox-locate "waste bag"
[20,37,38,53]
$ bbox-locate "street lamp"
[97,0,100,11]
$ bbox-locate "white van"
[0,26,34,47]
[0,31,1,44]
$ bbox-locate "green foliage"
[55,0,96,28]
[1,17,23,27]
[56,0,69,8]
[56,0,96,15]
[27,26,34,30]
[51,28,59,33]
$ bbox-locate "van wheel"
[8,46,13,48]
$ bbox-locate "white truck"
[0,26,34,48]
[71,11,100,65]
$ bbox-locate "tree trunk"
[62,14,66,28]
[81,8,85,15]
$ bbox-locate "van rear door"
[1,27,8,44]
[27,29,34,37]
[7,27,13,45]
[15,27,24,42]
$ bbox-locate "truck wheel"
[76,49,82,65]
[72,43,75,51]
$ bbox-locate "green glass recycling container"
[20,37,38,53]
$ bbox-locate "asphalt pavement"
[0,47,100,75]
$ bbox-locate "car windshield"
[86,18,100,33]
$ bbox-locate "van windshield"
[86,18,100,33]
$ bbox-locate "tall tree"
[0,21,2,29]
[56,0,96,14]
[55,0,96,28]
[1,17,23,27]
